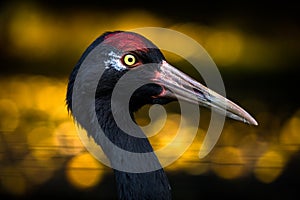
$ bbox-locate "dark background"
[1,1,300,199]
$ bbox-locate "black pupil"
[128,57,133,63]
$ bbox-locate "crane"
[66,31,257,200]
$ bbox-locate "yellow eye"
[123,54,137,66]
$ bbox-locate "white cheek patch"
[104,51,126,71]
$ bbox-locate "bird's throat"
[95,96,155,153]
[93,97,171,199]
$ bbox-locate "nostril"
[192,88,211,102]
[193,88,204,98]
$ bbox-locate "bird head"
[67,31,257,126]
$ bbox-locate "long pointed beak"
[152,61,258,125]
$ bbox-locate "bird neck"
[93,96,171,200]
[114,169,171,200]
[95,95,154,153]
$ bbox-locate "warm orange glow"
[66,152,105,189]
[211,147,245,179]
[0,63,296,190]
[166,137,209,176]
[55,121,84,156]
[33,76,68,120]
[254,150,285,183]
[4,2,285,69]
[0,166,27,196]
[171,24,244,67]
[0,2,299,199]
[279,110,300,151]
[26,126,58,160]
[0,99,19,132]
[8,3,61,59]
[217,124,244,146]
[149,113,181,149]
[0,2,299,195]
[0,77,33,110]
[205,30,243,66]
[20,154,61,185]
[0,74,285,183]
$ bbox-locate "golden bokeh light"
[0,99,19,132]
[205,30,243,66]
[0,54,296,193]
[254,150,286,183]
[170,24,244,66]
[217,124,244,146]
[0,2,299,197]
[30,76,68,120]
[0,77,32,110]
[27,126,58,160]
[148,112,201,168]
[36,85,68,120]
[211,146,245,179]
[55,121,84,156]
[8,3,63,59]
[3,2,285,70]
[183,162,210,176]
[0,166,27,196]
[19,154,62,185]
[167,129,209,176]
[66,152,105,189]
[279,110,300,152]
[6,3,165,62]
[149,113,181,149]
